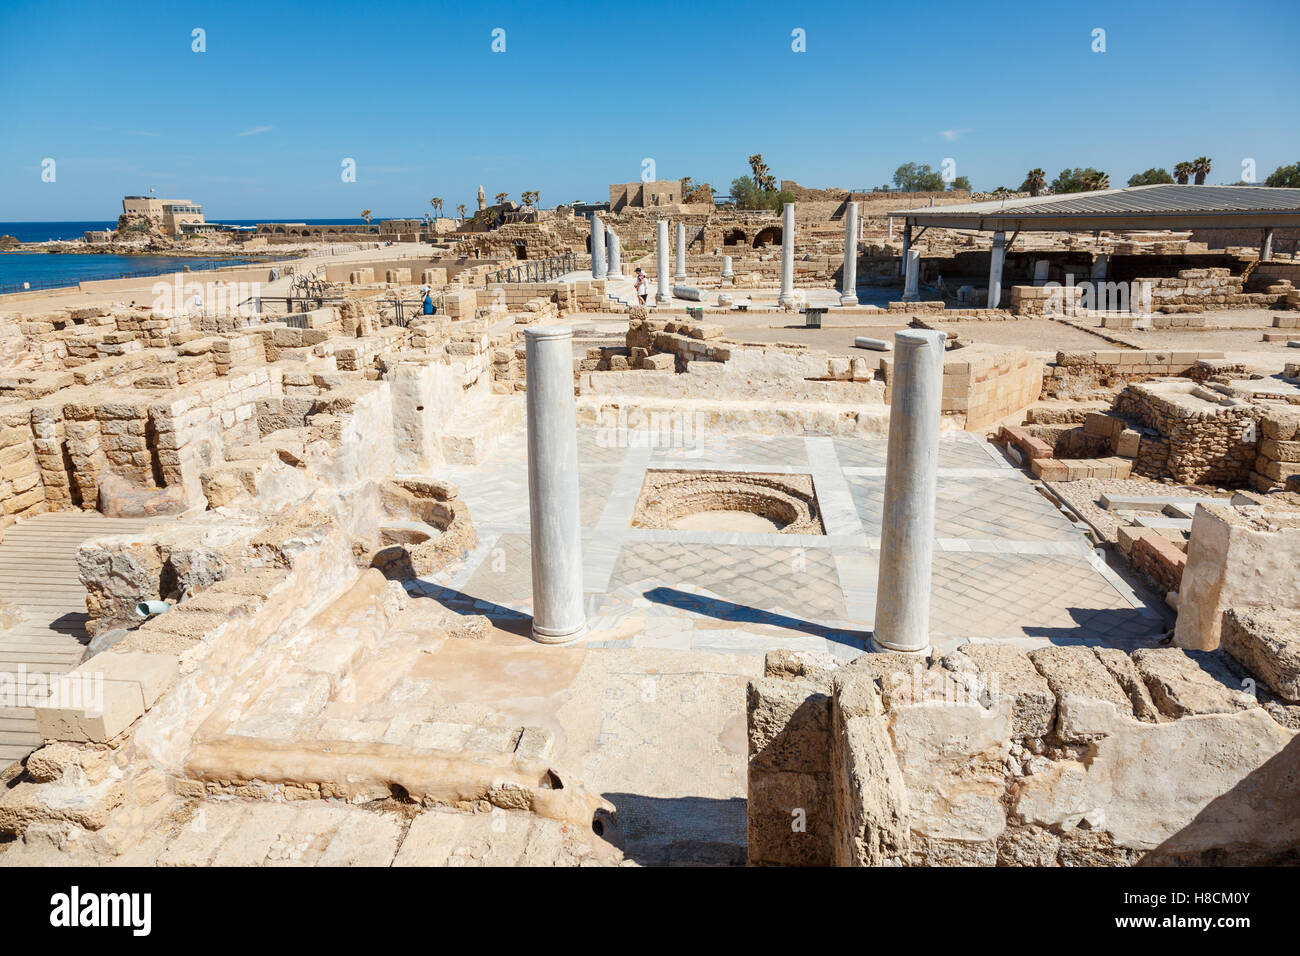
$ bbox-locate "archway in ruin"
[723,228,747,246]
[753,226,782,248]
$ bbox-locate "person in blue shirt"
[422,292,435,314]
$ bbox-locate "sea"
[0,219,368,293]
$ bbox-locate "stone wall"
[1041,349,1227,402]
[748,642,1300,866]
[1175,502,1300,650]
[1252,404,1300,491]
[884,343,1042,430]
[1112,381,1258,484]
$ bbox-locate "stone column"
[606,227,622,278]
[590,215,607,280]
[721,255,734,286]
[840,201,859,306]
[675,221,687,281]
[778,202,796,307]
[872,329,946,655]
[987,230,1006,308]
[902,249,921,301]
[1262,228,1274,261]
[1032,260,1050,286]
[656,220,670,304]
[524,327,586,645]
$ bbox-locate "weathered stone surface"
[947,642,1055,739]
[829,673,909,866]
[1092,647,1161,723]
[1220,605,1300,703]
[1028,646,1132,741]
[1132,647,1256,718]
[746,677,831,774]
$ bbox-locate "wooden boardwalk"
[0,512,152,767]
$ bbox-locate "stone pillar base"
[840,294,859,306]
[531,621,587,645]
[869,635,931,657]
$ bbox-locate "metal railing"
[484,252,576,285]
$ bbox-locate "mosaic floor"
[418,427,1167,658]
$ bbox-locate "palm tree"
[1022,168,1046,197]
[1174,162,1193,185]
[1191,157,1212,185]
[521,190,539,210]
[360,209,372,224]
[748,154,775,192]
[456,203,467,222]
[494,192,509,206]
[430,197,443,217]
[1081,171,1110,191]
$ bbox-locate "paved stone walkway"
[424,426,1165,657]
[0,512,152,766]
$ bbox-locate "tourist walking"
[634,268,648,305]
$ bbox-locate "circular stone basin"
[669,509,785,533]
[632,471,824,535]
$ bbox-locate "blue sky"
[2,0,1298,221]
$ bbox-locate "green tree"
[747,154,775,192]
[729,176,793,211]
[1191,157,1212,185]
[950,175,972,192]
[1265,162,1300,188]
[1021,168,1046,196]
[892,162,946,192]
[1174,161,1193,185]
[1128,168,1174,186]
[1050,168,1109,194]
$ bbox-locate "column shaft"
[675,222,687,280]
[525,327,586,644]
[778,202,796,306]
[607,227,622,277]
[590,215,607,279]
[987,231,1006,308]
[872,329,946,654]
[841,201,859,306]
[902,249,920,301]
[656,220,670,304]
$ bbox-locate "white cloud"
[237,125,274,137]
[939,128,971,141]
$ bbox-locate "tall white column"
[655,220,670,304]
[872,329,946,655]
[606,227,622,278]
[590,215,607,280]
[778,202,796,307]
[840,201,859,306]
[1262,228,1274,261]
[902,249,921,301]
[987,230,1006,308]
[525,327,586,645]
[675,222,687,281]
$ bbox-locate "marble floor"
[417,425,1168,659]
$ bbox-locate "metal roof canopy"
[889,184,1300,232]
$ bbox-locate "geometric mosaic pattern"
[423,427,1168,656]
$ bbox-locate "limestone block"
[1219,606,1300,703]
[34,677,145,743]
[947,642,1055,739]
[1131,647,1255,718]
[1027,646,1132,741]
